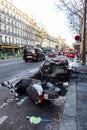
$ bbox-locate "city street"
[0,57,66,130]
[0,0,87,130]
[0,57,42,81]
[0,88,63,130]
[0,56,86,130]
[0,56,75,81]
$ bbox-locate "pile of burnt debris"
[1,57,75,104]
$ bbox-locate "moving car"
[67,51,75,58]
[23,47,45,62]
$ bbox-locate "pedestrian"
[58,51,60,56]
[77,50,80,59]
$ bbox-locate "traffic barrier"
[15,53,21,57]
[0,53,8,59]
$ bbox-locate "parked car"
[44,49,52,55]
[48,52,56,57]
[23,47,45,62]
[67,51,75,58]
[63,49,69,56]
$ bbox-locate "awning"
[2,45,19,49]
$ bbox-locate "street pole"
[81,0,86,65]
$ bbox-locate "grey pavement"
[59,58,87,130]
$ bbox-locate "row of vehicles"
[22,47,57,62]
[63,49,76,58]
[22,46,76,62]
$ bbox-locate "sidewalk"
[0,55,22,60]
[59,59,87,130]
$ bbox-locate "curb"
[59,80,76,130]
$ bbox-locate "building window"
[12,28,14,34]
[8,27,10,33]
[5,36,7,44]
[16,39,17,44]
[9,37,11,44]
[4,25,6,33]
[0,14,1,21]
[0,24,1,32]
[1,0,4,5]
[4,16,6,23]
[0,35,2,42]
[12,37,14,44]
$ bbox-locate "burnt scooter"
[1,78,64,104]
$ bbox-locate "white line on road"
[0,103,8,109]
[0,97,14,109]
[29,68,39,72]
[17,97,28,105]
[0,116,8,125]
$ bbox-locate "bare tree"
[55,0,84,35]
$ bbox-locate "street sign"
[73,42,81,45]
[75,35,80,41]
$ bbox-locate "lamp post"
[81,0,87,65]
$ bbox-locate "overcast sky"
[7,0,74,45]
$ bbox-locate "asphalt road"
[0,58,42,81]
[0,90,64,130]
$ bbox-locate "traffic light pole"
[81,0,86,65]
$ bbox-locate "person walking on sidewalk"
[76,50,80,59]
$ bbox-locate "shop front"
[2,44,20,56]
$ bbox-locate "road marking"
[29,68,39,74]
[0,97,14,109]
[0,103,8,109]
[0,116,8,125]
[17,97,28,105]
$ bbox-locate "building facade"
[0,0,42,55]
[0,0,65,55]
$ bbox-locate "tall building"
[0,0,64,55]
[0,0,42,55]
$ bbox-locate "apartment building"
[0,0,42,55]
[0,0,65,56]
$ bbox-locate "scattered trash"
[26,116,52,124]
[26,115,62,128]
